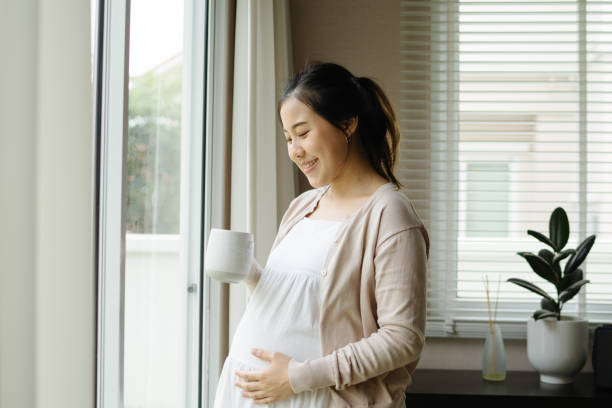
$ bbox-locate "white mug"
[204,228,253,283]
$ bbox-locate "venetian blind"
[399,0,612,338]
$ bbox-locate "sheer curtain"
[205,0,295,400]
[400,0,612,338]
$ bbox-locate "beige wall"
[289,0,593,373]
[290,0,400,106]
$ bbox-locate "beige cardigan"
[244,182,429,407]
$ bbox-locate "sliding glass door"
[94,0,208,406]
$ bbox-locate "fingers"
[235,380,262,392]
[234,349,291,404]
[241,390,267,399]
[251,348,274,361]
[235,370,262,382]
[236,384,276,403]
[253,397,274,405]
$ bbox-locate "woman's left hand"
[235,348,295,404]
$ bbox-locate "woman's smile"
[302,158,318,173]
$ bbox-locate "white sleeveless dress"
[213,216,342,407]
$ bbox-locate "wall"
[289,0,593,373]
[0,2,37,406]
[0,1,95,407]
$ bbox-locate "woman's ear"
[343,116,358,136]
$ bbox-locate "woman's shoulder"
[370,187,429,254]
[372,186,426,232]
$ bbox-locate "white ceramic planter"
[527,316,588,384]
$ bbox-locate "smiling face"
[280,96,355,188]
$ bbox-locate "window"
[94,0,208,406]
[464,162,509,238]
[400,0,612,337]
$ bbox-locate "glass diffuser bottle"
[482,323,506,381]
[482,275,506,381]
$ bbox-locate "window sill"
[426,319,607,339]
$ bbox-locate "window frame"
[95,0,130,405]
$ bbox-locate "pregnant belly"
[228,269,323,367]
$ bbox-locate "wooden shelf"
[405,369,612,402]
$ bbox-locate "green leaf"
[538,249,563,284]
[553,249,574,265]
[527,230,556,250]
[560,268,583,292]
[533,310,558,320]
[564,235,596,276]
[559,279,590,304]
[517,252,559,285]
[550,207,570,252]
[540,297,558,313]
[507,278,555,302]
[538,249,554,264]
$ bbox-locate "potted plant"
[507,207,596,384]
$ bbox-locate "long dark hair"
[278,62,402,189]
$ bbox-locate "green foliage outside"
[126,61,182,234]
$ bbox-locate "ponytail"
[355,77,402,189]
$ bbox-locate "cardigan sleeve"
[288,225,429,393]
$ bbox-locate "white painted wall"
[0,1,95,407]
[0,1,37,406]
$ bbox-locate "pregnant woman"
[213,62,429,407]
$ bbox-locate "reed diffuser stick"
[493,276,501,327]
[484,275,494,334]
[483,274,502,335]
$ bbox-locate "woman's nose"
[289,140,304,160]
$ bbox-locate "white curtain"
[228,0,296,359]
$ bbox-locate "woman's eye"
[298,131,308,137]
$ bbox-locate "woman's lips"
[302,158,318,173]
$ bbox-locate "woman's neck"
[326,141,389,201]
